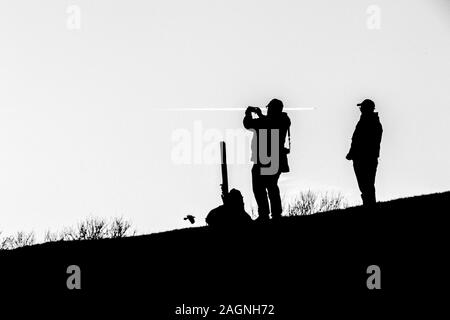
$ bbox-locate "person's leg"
[366,159,378,205]
[355,159,377,207]
[353,161,367,205]
[252,165,270,219]
[267,173,282,219]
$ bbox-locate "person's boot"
[271,214,282,222]
[361,193,367,206]
[362,192,377,210]
[255,215,270,223]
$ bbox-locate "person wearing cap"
[346,99,383,207]
[243,99,291,222]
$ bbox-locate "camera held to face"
[247,106,259,113]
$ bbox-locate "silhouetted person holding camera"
[346,99,383,207]
[244,99,291,222]
[206,189,252,227]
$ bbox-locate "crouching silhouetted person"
[243,99,291,222]
[346,99,383,207]
[206,189,252,227]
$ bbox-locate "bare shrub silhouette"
[1,217,136,250]
[43,230,61,243]
[75,217,109,240]
[43,218,108,241]
[45,217,136,242]
[318,192,348,213]
[0,231,35,250]
[286,191,347,216]
[108,217,136,238]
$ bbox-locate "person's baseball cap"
[357,99,375,110]
[267,98,284,111]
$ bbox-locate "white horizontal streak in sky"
[160,107,316,111]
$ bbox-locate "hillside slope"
[1,192,448,316]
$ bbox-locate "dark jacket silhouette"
[243,99,291,221]
[206,189,252,227]
[347,99,383,207]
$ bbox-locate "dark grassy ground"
[1,192,448,317]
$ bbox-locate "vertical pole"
[220,141,229,203]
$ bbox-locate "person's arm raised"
[243,107,264,129]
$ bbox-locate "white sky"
[0,0,449,238]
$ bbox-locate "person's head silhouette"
[267,98,284,118]
[357,99,376,115]
[225,189,245,210]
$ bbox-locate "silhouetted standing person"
[244,99,291,221]
[346,99,383,207]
